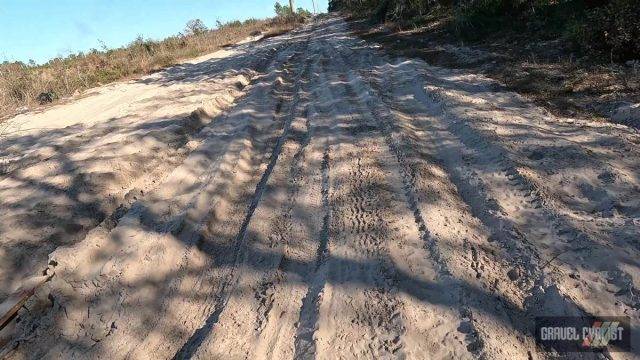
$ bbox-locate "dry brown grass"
[0,16,301,120]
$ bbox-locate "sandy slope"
[1,16,639,359]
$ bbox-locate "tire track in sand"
[304,49,410,358]
[325,25,526,357]
[292,143,330,360]
[172,29,315,360]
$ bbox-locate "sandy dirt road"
[1,16,639,359]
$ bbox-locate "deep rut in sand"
[2,15,639,360]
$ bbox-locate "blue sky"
[0,0,328,64]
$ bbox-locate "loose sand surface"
[1,16,639,359]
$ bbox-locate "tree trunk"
[289,0,294,14]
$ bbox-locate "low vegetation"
[0,9,306,119]
[330,0,640,62]
[344,0,639,122]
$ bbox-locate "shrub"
[185,19,208,35]
[329,0,640,61]
[573,0,640,61]
[451,0,529,40]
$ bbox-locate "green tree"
[274,2,291,17]
[184,19,208,35]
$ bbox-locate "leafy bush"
[332,0,454,22]
[573,0,640,61]
[329,0,640,61]
[451,0,527,40]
